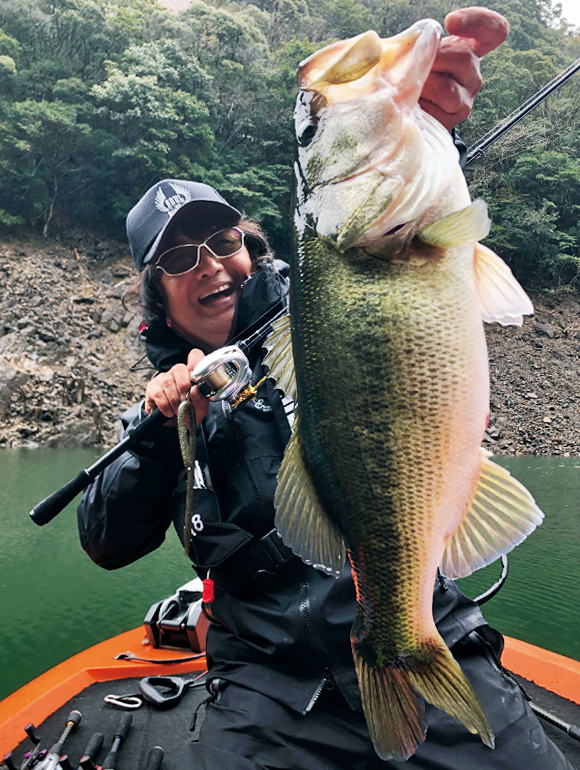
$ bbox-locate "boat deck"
[6,676,207,770]
[7,672,580,770]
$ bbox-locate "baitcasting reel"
[190,345,257,409]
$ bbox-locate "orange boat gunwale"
[1,632,579,755]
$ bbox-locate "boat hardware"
[101,713,132,770]
[104,674,206,712]
[34,711,82,770]
[76,734,103,770]
[103,694,143,710]
[29,300,287,527]
[114,651,205,664]
[138,675,204,710]
[475,555,509,605]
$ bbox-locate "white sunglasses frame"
[154,227,245,277]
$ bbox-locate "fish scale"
[265,18,542,761]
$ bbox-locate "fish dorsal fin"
[263,313,297,403]
[439,449,544,579]
[275,423,346,577]
[418,199,490,248]
[474,243,534,326]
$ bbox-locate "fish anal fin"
[275,425,345,577]
[355,640,493,761]
[440,448,544,579]
[474,243,534,326]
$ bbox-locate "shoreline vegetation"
[0,0,579,453]
[1,237,580,456]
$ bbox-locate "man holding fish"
[78,6,575,769]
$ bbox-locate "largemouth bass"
[264,18,544,762]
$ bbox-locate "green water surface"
[0,450,579,702]
[0,449,192,701]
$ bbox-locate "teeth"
[199,283,232,301]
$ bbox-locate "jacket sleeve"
[452,128,468,169]
[77,402,185,570]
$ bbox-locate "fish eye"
[298,119,318,147]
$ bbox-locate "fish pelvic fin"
[418,199,491,248]
[354,641,494,761]
[474,242,534,326]
[440,448,544,579]
[262,313,297,403]
[275,424,345,577]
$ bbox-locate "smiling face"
[155,222,253,351]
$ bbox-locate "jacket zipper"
[304,675,328,713]
[300,579,334,713]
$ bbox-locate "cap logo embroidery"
[155,183,193,217]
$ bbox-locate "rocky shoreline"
[1,237,580,455]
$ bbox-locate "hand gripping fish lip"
[294,20,458,252]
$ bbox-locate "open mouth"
[198,283,236,305]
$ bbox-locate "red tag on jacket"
[202,577,215,603]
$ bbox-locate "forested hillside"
[0,0,578,287]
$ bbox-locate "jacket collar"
[142,260,290,372]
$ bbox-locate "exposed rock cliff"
[1,236,580,455]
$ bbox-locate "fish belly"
[290,233,492,758]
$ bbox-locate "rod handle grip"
[145,747,164,770]
[29,470,93,526]
[79,733,104,767]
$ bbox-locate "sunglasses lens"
[156,228,244,275]
[158,246,199,275]
[207,228,244,257]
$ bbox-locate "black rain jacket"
[77,259,488,715]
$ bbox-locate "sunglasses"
[155,227,245,276]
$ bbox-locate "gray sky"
[557,0,580,28]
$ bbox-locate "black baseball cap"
[126,179,241,272]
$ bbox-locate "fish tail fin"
[354,640,494,761]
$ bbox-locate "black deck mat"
[511,672,580,768]
[7,677,210,770]
[8,672,580,769]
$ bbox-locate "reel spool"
[190,346,252,404]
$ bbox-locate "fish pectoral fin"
[474,242,534,326]
[418,199,491,248]
[440,448,544,579]
[355,641,493,761]
[275,426,345,577]
[262,313,297,403]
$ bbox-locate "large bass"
[264,19,543,762]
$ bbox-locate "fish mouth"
[295,20,459,252]
[297,20,443,104]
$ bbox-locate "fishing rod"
[466,55,580,165]
[29,301,288,527]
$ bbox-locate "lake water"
[0,450,579,702]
